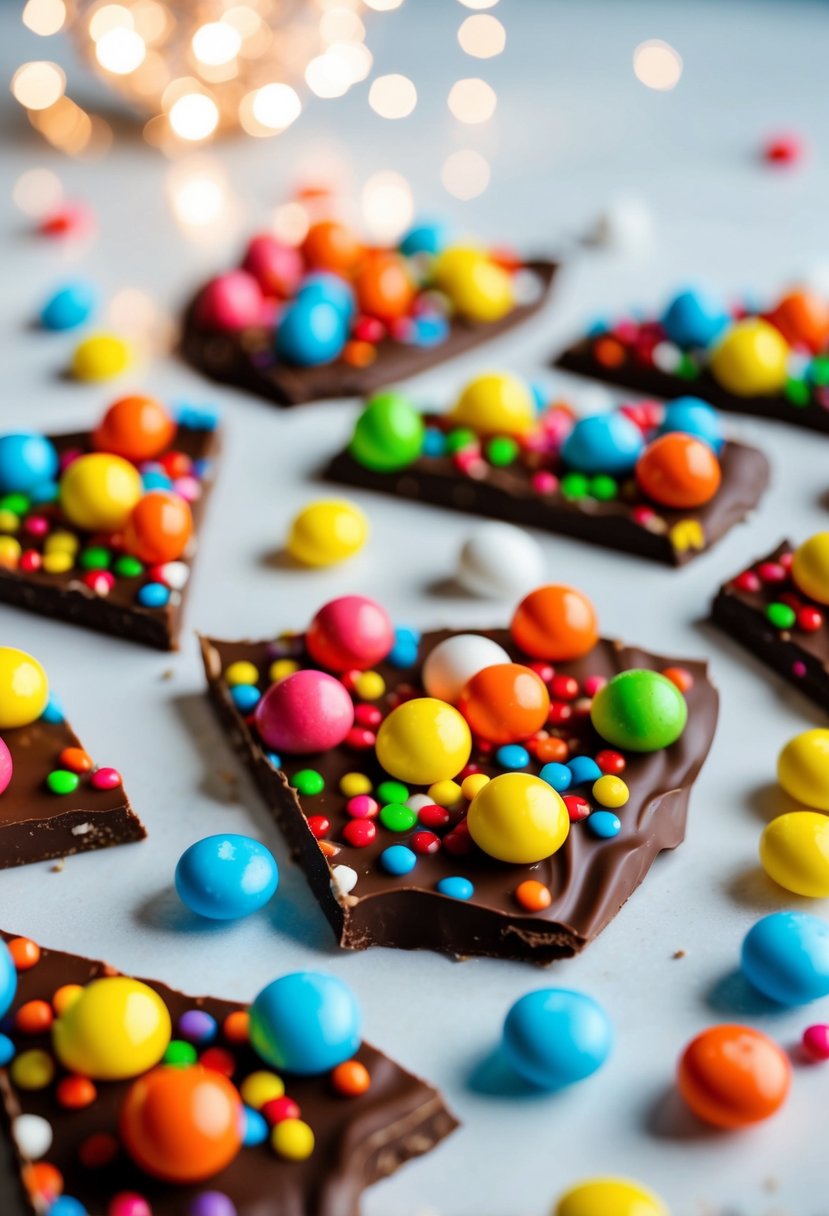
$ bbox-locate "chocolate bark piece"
[327,425,770,567]
[0,694,145,869]
[556,333,829,434]
[199,628,719,963]
[0,932,457,1216]
[712,540,829,711]
[181,260,557,407]
[0,420,219,651]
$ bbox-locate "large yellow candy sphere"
[53,977,171,1080]
[60,453,143,532]
[791,532,829,605]
[760,811,829,898]
[777,729,829,811]
[432,247,514,323]
[554,1177,668,1216]
[0,647,49,729]
[286,499,369,567]
[71,333,132,381]
[467,772,569,864]
[708,318,789,396]
[448,373,536,437]
[375,697,471,786]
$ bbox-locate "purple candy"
[178,1008,218,1045]
[188,1193,238,1216]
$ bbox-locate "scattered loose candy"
[71,333,132,381]
[502,988,612,1089]
[777,728,829,810]
[760,811,829,898]
[0,939,17,1018]
[456,522,545,599]
[175,835,279,920]
[741,910,829,1005]
[249,972,361,1075]
[467,772,569,864]
[286,499,368,567]
[590,670,687,752]
[40,281,99,331]
[433,248,514,324]
[677,1024,790,1128]
[554,1177,667,1216]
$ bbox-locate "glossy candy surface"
[767,289,829,353]
[561,412,644,475]
[777,729,829,809]
[657,396,725,452]
[760,811,829,898]
[432,247,514,323]
[349,392,425,472]
[124,491,193,564]
[0,647,49,729]
[467,772,569,863]
[510,585,598,661]
[636,433,721,508]
[660,287,729,349]
[709,318,789,396]
[0,738,11,795]
[677,1024,790,1127]
[175,834,279,920]
[502,988,612,1089]
[456,522,545,599]
[276,297,347,366]
[197,271,264,330]
[255,669,354,754]
[375,698,472,786]
[457,663,550,744]
[590,670,687,752]
[447,372,535,437]
[53,977,171,1079]
[249,972,361,1075]
[93,396,176,462]
[741,911,829,1005]
[354,252,414,322]
[0,940,16,1019]
[71,333,132,381]
[60,453,142,532]
[39,281,98,331]
[791,533,829,605]
[422,634,511,704]
[242,234,303,298]
[0,433,59,495]
[554,1178,667,1216]
[306,595,394,672]
[286,499,368,567]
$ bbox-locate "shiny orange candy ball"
[677,1024,790,1129]
[93,396,176,463]
[457,663,550,744]
[123,490,193,564]
[635,433,721,509]
[302,220,362,274]
[354,252,414,322]
[510,585,599,661]
[119,1065,244,1183]
[767,289,829,354]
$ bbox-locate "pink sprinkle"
[734,571,761,593]
[758,561,786,583]
[91,767,122,790]
[583,675,607,697]
[346,794,379,820]
[172,476,201,503]
[353,316,385,343]
[632,505,657,526]
[354,703,382,728]
[24,516,50,538]
[792,661,807,678]
[780,551,794,571]
[107,1195,152,1216]
[803,1024,829,1061]
[613,319,640,343]
[532,470,559,494]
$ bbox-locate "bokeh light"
[368,73,417,119]
[362,170,414,242]
[441,148,490,199]
[169,92,219,140]
[95,27,147,74]
[12,167,63,216]
[252,82,301,129]
[364,0,404,9]
[88,4,133,41]
[448,77,496,123]
[458,14,505,57]
[633,39,683,90]
[306,51,353,99]
[22,0,66,36]
[458,0,499,7]
[167,158,232,232]
[11,61,66,110]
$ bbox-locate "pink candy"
[305,595,394,673]
[0,738,12,796]
[196,270,265,331]
[242,234,303,299]
[91,767,122,791]
[803,1024,829,1061]
[255,669,355,754]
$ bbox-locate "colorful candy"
[276,295,348,366]
[0,939,16,1018]
[306,595,394,672]
[421,634,511,704]
[249,972,361,1075]
[70,333,132,381]
[590,670,687,752]
[561,412,644,475]
[502,988,612,1089]
[242,234,303,298]
[510,585,598,661]
[554,1177,667,1216]
[657,396,725,452]
[93,396,176,462]
[302,220,362,274]
[0,648,49,729]
[39,281,99,331]
[432,247,514,323]
[53,977,171,1079]
[255,670,354,754]
[467,772,569,863]
[777,728,829,810]
[660,286,729,349]
[0,432,59,495]
[709,318,789,396]
[802,1023,829,1061]
[286,499,368,567]
[767,288,829,353]
[741,910,829,1005]
[375,698,471,785]
[635,432,721,508]
[197,271,264,331]
[124,490,193,564]
[455,522,544,598]
[791,533,829,605]
[354,252,414,322]
[677,1024,790,1128]
[60,453,142,531]
[760,811,829,898]
[447,372,535,437]
[457,663,550,744]
[349,392,425,472]
[175,835,279,920]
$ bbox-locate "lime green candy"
[47,770,80,795]
[349,392,424,472]
[163,1040,198,1067]
[590,669,687,752]
[79,546,112,571]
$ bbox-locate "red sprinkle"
[199,1047,236,1076]
[564,795,591,822]
[20,550,42,573]
[90,767,121,790]
[262,1096,301,1125]
[410,829,441,855]
[798,606,824,632]
[342,819,376,848]
[528,662,555,684]
[418,804,450,830]
[595,749,626,775]
[550,675,579,701]
[763,133,805,166]
[758,561,787,583]
[443,822,472,855]
[548,702,572,726]
[734,570,761,593]
[345,727,376,750]
[306,815,330,839]
[83,570,115,596]
[354,704,382,728]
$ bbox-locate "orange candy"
[302,220,362,274]
[52,984,83,1016]
[331,1059,371,1097]
[767,289,829,354]
[511,585,599,662]
[661,666,694,693]
[532,736,570,764]
[9,937,40,971]
[223,1010,250,1044]
[636,433,721,509]
[59,747,93,773]
[123,490,193,564]
[120,1065,244,1183]
[457,663,550,745]
[514,880,552,912]
[56,1075,97,1108]
[354,252,414,322]
[677,1024,790,1129]
[93,396,176,462]
[23,1162,63,1203]
[15,999,53,1034]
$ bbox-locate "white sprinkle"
[13,1114,52,1159]
[406,793,436,813]
[158,561,189,590]
[331,864,358,896]
[71,823,92,836]
[652,340,682,373]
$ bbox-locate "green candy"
[0,493,30,516]
[589,474,618,501]
[113,555,144,578]
[47,770,80,795]
[486,436,518,466]
[561,472,590,501]
[164,1040,198,1067]
[79,546,112,571]
[767,602,796,630]
[379,803,417,832]
[445,427,477,454]
[590,669,687,753]
[292,769,324,796]
[349,392,424,472]
[377,779,408,804]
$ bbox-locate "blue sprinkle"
[423,427,447,458]
[141,470,173,491]
[380,845,417,876]
[176,403,221,431]
[40,281,98,331]
[539,762,572,793]
[40,694,64,724]
[495,743,531,770]
[231,684,261,713]
[243,1106,269,1146]
[29,480,59,505]
[0,1033,15,1066]
[567,755,603,786]
[48,1199,88,1216]
[412,314,450,347]
[266,752,283,769]
[436,876,474,900]
[388,625,421,669]
[137,582,171,608]
[588,811,621,839]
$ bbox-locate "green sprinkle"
[47,770,80,795]
[767,602,796,630]
[676,353,700,380]
[377,780,408,804]
[0,494,30,516]
[113,555,144,578]
[164,1040,198,1067]
[379,803,417,833]
[79,546,112,571]
[811,355,829,386]
[589,474,618,501]
[561,472,590,501]
[486,436,519,467]
[785,377,811,407]
[292,769,324,796]
[445,428,477,454]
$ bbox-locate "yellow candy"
[53,977,171,1080]
[354,671,385,700]
[433,247,514,323]
[448,372,536,437]
[428,778,463,807]
[240,1070,284,1108]
[71,333,132,381]
[468,772,569,864]
[777,729,829,811]
[45,530,80,555]
[52,984,84,1016]
[461,772,490,800]
[60,453,142,532]
[554,1177,668,1216]
[375,698,471,786]
[709,318,789,397]
[11,1049,55,1090]
[286,499,368,567]
[271,1117,315,1160]
[0,646,49,729]
[791,532,829,605]
[340,772,372,798]
[42,551,74,574]
[760,811,829,898]
[0,537,21,568]
[225,660,260,687]
[269,659,299,683]
[592,774,629,808]
[0,509,19,533]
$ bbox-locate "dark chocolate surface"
[200,627,719,963]
[181,261,557,407]
[0,933,457,1216]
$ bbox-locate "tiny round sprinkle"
[306,815,330,839]
[436,876,474,900]
[661,666,694,693]
[56,1075,96,1109]
[592,774,630,808]
[495,743,531,770]
[342,819,376,848]
[164,1039,198,1067]
[269,658,299,683]
[15,1000,53,1034]
[91,767,122,790]
[271,1118,314,1161]
[563,794,591,822]
[52,985,83,1016]
[588,810,622,838]
[410,829,440,855]
[340,772,372,797]
[567,755,603,786]
[292,769,324,796]
[113,555,143,578]
[59,747,93,773]
[13,1112,53,1159]
[418,803,450,830]
[79,546,111,570]
[240,1071,284,1109]
[354,671,385,700]
[225,661,259,687]
[514,880,552,912]
[178,1010,218,1044]
[379,803,417,832]
[223,1011,249,1044]
[137,581,170,608]
[262,1096,301,1125]
[376,779,408,804]
[561,472,590,500]
[539,761,571,792]
[11,1049,54,1089]
[0,1034,14,1066]
[47,770,79,795]
[187,1194,238,1216]
[798,606,824,632]
[767,602,796,629]
[200,1047,236,1076]
[486,436,519,466]
[243,1108,268,1147]
[331,1059,371,1096]
[428,779,463,807]
[231,685,260,713]
[589,473,618,500]
[380,845,417,876]
[346,795,378,820]
[595,749,625,775]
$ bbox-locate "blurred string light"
[442,148,490,200]
[368,73,416,118]
[23,0,67,35]
[12,167,64,216]
[633,39,683,90]
[458,13,505,58]
[448,77,495,124]
[361,170,413,241]
[458,0,499,7]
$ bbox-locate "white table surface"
[2,2,829,1213]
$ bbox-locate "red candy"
[564,795,590,822]
[255,669,355,754]
[636,433,721,509]
[798,606,824,632]
[511,585,598,662]
[262,1095,301,1125]
[418,804,450,830]
[457,663,550,745]
[763,132,805,167]
[242,234,303,298]
[124,490,193,564]
[197,271,264,331]
[595,749,625,775]
[93,396,176,462]
[734,570,761,593]
[306,815,330,839]
[342,819,376,848]
[410,829,441,855]
[306,595,394,672]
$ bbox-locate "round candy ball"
[53,977,171,1079]
[93,396,176,462]
[39,281,99,331]
[400,220,449,257]
[254,670,354,755]
[791,532,829,605]
[455,522,544,599]
[354,252,414,322]
[635,433,721,508]
[421,634,511,704]
[196,271,264,331]
[175,834,279,921]
[802,1024,829,1061]
[0,647,49,729]
[741,910,829,1005]
[447,372,535,437]
[467,772,569,864]
[657,396,725,453]
[502,988,613,1089]
[590,669,687,753]
[0,939,16,1020]
[60,452,143,532]
[120,1065,243,1183]
[677,1024,790,1128]
[767,289,829,354]
[760,811,829,898]
[349,392,425,472]
[242,234,303,298]
[302,220,362,274]
[124,491,193,564]
[249,972,361,1075]
[560,412,645,475]
[286,499,368,567]
[660,287,729,349]
[432,247,514,323]
[276,297,347,367]
[0,433,59,495]
[777,728,829,810]
[71,333,132,382]
[0,737,12,796]
[510,585,598,661]
[305,595,394,672]
[709,318,789,396]
[375,697,471,786]
[457,663,550,745]
[554,1177,667,1216]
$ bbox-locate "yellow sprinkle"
[71,333,132,382]
[269,658,299,683]
[669,519,705,554]
[240,1070,284,1109]
[42,551,74,574]
[11,1049,55,1090]
[340,772,372,798]
[45,530,80,555]
[354,670,385,701]
[225,660,259,688]
[428,779,463,807]
[271,1117,315,1161]
[461,773,489,800]
[592,774,629,809]
[0,509,20,533]
[0,537,21,568]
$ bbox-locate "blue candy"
[297,272,355,320]
[560,412,644,475]
[422,428,447,458]
[495,743,531,770]
[0,433,59,495]
[242,1106,268,1146]
[567,755,602,786]
[658,396,725,453]
[175,833,279,921]
[0,1034,14,1066]
[0,939,17,1019]
[436,876,474,900]
[380,844,417,876]
[741,911,829,1006]
[276,296,348,366]
[587,811,621,839]
[250,972,361,1075]
[137,582,170,608]
[411,314,449,347]
[141,470,173,492]
[388,626,421,669]
[39,281,98,331]
[230,684,261,713]
[539,762,572,793]
[399,220,449,258]
[40,693,64,724]
[502,988,613,1089]
[660,287,729,350]
[29,480,59,505]
[47,1198,88,1216]
[176,403,221,431]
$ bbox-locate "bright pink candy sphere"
[255,669,354,754]
[196,271,264,331]
[242,235,303,299]
[305,596,395,673]
[803,1023,829,1061]
[0,739,12,796]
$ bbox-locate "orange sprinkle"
[23,1162,63,1202]
[661,666,694,693]
[56,1075,97,1109]
[593,336,626,369]
[78,1133,118,1169]
[514,880,553,913]
[59,747,93,773]
[318,840,338,858]
[533,737,569,764]
[9,937,41,971]
[223,1010,250,1044]
[15,999,53,1035]
[52,984,83,1016]
[342,339,377,368]
[331,1059,371,1097]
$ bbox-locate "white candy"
[13,1114,52,1160]
[456,522,544,600]
[158,561,189,590]
[422,634,511,704]
[331,864,358,896]
[406,793,436,813]
[588,195,654,252]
